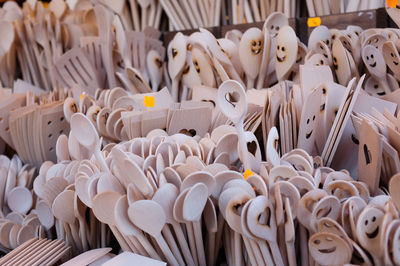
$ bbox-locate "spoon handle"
[188,0,203,27]
[186,223,199,265]
[162,226,186,266]
[94,148,109,173]
[246,77,255,90]
[270,240,285,266]
[223,226,233,266]
[193,221,206,266]
[172,223,196,266]
[141,8,148,31]
[129,0,141,31]
[63,222,77,253]
[214,212,225,261]
[101,223,106,248]
[78,219,88,251]
[206,232,216,266]
[236,120,250,170]
[233,231,243,266]
[300,225,309,266]
[258,240,275,266]
[109,225,130,252]
[171,79,179,102]
[136,233,162,261]
[124,236,141,254]
[156,234,180,266]
[242,237,260,266]
[214,0,222,26]
[70,223,83,253]
[286,240,296,266]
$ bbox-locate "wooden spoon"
[70,113,108,172]
[217,80,249,170]
[114,195,161,260]
[152,183,195,266]
[128,200,179,266]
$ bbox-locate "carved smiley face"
[167,32,187,79]
[363,51,377,68]
[298,87,322,154]
[264,11,289,38]
[362,45,386,77]
[332,56,338,70]
[365,76,387,97]
[363,33,387,50]
[276,44,287,62]
[357,206,384,250]
[382,41,400,76]
[332,38,352,86]
[306,115,316,139]
[275,26,298,80]
[251,39,263,55]
[308,25,331,51]
[309,232,352,265]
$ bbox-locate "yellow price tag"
[80,92,86,100]
[307,17,321,28]
[143,96,155,107]
[243,169,254,180]
[388,0,398,8]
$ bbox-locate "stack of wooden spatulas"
[0,238,70,265]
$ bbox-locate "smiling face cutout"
[298,86,322,155]
[239,28,263,80]
[263,11,289,38]
[363,33,388,50]
[315,40,333,66]
[167,32,187,79]
[199,28,231,65]
[382,41,400,78]
[275,26,298,81]
[356,206,384,253]
[362,45,387,78]
[305,53,329,66]
[191,46,216,87]
[308,25,331,51]
[332,38,351,86]
[365,76,388,97]
[309,232,352,266]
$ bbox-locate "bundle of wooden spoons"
[0,154,47,252]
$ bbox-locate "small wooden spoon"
[70,113,108,172]
[128,200,179,266]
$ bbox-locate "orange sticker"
[243,169,254,180]
[143,96,155,107]
[80,92,86,100]
[307,17,321,28]
[388,0,398,8]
